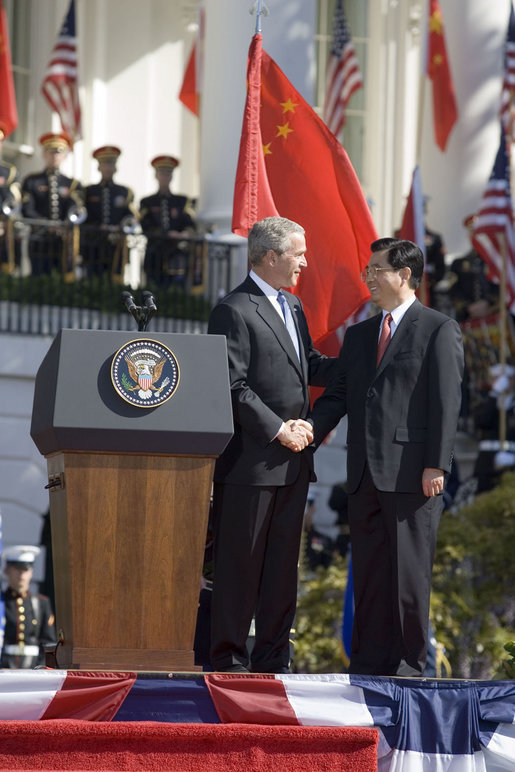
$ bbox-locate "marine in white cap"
[1,545,56,668]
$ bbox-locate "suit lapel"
[283,291,308,380]
[374,300,421,376]
[246,278,304,378]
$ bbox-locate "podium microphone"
[142,291,157,322]
[121,291,139,322]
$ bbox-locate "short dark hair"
[370,238,424,289]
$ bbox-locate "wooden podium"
[30,329,233,672]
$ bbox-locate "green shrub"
[293,556,349,674]
[431,472,515,679]
[0,271,211,321]
[502,641,515,678]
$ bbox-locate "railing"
[0,216,240,336]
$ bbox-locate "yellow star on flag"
[280,98,298,114]
[263,143,272,156]
[276,122,293,139]
[429,10,442,35]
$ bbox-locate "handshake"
[278,419,314,453]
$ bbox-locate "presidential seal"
[111,339,180,407]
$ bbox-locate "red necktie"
[376,313,392,365]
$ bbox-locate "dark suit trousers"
[210,460,310,673]
[348,463,443,676]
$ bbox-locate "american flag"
[41,0,81,140]
[500,2,515,143]
[323,0,363,138]
[472,128,515,312]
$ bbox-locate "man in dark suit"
[308,238,464,677]
[207,216,337,673]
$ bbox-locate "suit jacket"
[310,299,464,494]
[208,275,337,486]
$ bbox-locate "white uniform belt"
[479,440,515,452]
[3,644,39,656]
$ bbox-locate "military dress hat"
[39,132,72,151]
[93,145,121,161]
[3,545,40,570]
[151,155,180,171]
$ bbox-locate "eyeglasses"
[360,266,399,282]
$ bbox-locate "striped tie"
[277,291,300,359]
[376,313,392,365]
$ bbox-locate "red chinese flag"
[232,34,279,235]
[179,41,199,116]
[427,0,458,151]
[0,0,18,137]
[232,34,376,344]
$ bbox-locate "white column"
[421,0,511,255]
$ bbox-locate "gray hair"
[248,217,305,267]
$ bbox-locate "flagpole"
[415,1,428,306]
[498,232,508,449]
[415,0,428,164]
[253,0,267,34]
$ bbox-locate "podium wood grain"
[47,451,214,671]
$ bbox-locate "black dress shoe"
[216,664,250,673]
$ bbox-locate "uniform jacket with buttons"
[84,181,135,226]
[21,170,83,220]
[139,192,195,237]
[0,588,56,668]
[0,161,20,206]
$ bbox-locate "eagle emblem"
[125,350,168,399]
[111,339,180,407]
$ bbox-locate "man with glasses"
[308,238,464,677]
[207,216,337,673]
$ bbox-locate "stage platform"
[0,670,514,770]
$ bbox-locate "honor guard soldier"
[1,546,56,669]
[82,145,138,279]
[21,132,84,276]
[0,124,21,273]
[448,214,500,323]
[139,155,196,285]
